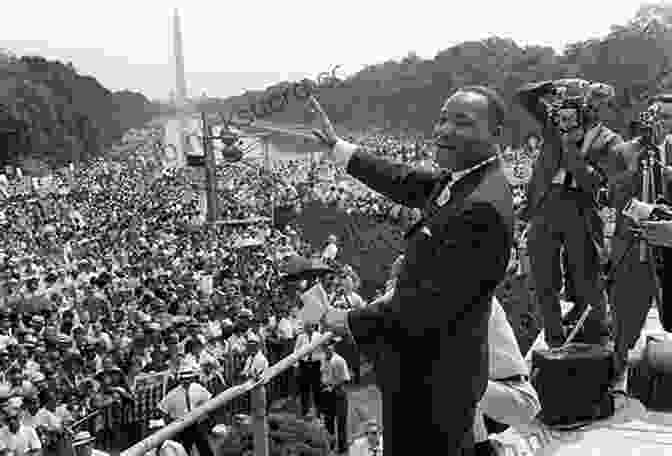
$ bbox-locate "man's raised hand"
[307,95,359,166]
[308,95,338,148]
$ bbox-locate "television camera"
[636,103,665,148]
[546,82,615,134]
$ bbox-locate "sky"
[0,0,651,101]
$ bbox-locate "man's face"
[433,91,495,169]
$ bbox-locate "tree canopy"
[0,52,158,170]
[201,3,672,145]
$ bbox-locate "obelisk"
[168,8,189,170]
[173,8,187,111]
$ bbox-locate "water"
[241,132,322,163]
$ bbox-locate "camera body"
[548,94,589,134]
[636,104,664,147]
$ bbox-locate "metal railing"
[121,332,334,456]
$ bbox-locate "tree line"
[0,51,159,172]
[199,3,672,145]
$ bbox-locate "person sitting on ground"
[472,295,541,454]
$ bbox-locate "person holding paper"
[309,87,514,456]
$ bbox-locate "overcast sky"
[0,1,647,100]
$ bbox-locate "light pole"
[200,112,218,224]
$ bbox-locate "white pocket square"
[420,226,432,237]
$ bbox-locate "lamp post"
[200,112,218,224]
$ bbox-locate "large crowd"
[0,124,540,456]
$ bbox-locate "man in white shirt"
[321,341,351,454]
[157,368,214,456]
[240,336,269,381]
[472,296,541,451]
[322,235,339,262]
[332,275,366,384]
[293,322,324,417]
[349,420,382,456]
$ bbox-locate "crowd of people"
[0,115,545,456]
[0,123,386,456]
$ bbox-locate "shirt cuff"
[332,139,358,166]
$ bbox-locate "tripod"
[606,146,665,319]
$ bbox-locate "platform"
[495,303,672,455]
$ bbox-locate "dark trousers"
[321,387,348,453]
[611,240,672,367]
[527,188,606,347]
[178,422,213,456]
[661,247,672,331]
[336,335,361,384]
[297,360,322,416]
[378,344,477,456]
[562,248,577,303]
[610,234,658,363]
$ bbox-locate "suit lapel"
[404,162,497,240]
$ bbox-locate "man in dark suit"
[308,87,514,456]
[516,79,623,347]
[608,95,672,388]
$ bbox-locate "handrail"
[121,331,334,456]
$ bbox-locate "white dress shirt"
[489,296,528,380]
[158,383,212,420]
[294,331,324,362]
[241,350,269,379]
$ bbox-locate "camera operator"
[608,94,672,388]
[515,78,623,348]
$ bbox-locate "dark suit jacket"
[515,82,623,240]
[343,149,514,403]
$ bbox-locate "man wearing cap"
[310,88,514,456]
[320,340,350,454]
[157,368,214,456]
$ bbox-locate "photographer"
[608,94,672,387]
[515,79,623,348]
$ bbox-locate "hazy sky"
[1,1,648,100]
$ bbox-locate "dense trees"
[0,52,157,170]
[200,3,672,145]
